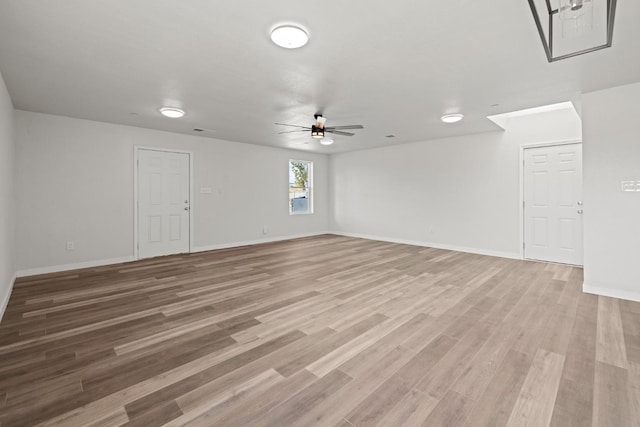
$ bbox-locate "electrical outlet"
[66,241,75,251]
[262,225,268,235]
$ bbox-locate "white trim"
[330,232,521,260]
[0,273,17,321]
[16,256,136,278]
[134,146,194,260]
[289,159,314,215]
[519,138,582,149]
[15,233,330,278]
[519,139,583,262]
[192,232,331,253]
[583,281,640,303]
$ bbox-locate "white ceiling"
[0,0,638,154]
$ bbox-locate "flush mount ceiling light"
[159,107,185,118]
[270,25,309,49]
[527,0,617,62]
[441,113,464,123]
[271,25,309,49]
[320,138,334,145]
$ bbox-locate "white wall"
[11,105,584,278]
[0,71,15,318]
[583,82,640,302]
[330,108,581,258]
[14,111,329,274]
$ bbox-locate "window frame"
[288,159,313,215]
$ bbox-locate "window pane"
[289,160,312,214]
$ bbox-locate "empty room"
[1,1,639,426]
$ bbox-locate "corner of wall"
[0,69,16,323]
[0,274,16,321]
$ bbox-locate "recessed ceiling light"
[441,113,464,123]
[271,25,309,49]
[320,138,334,145]
[159,107,185,118]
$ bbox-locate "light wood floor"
[1,235,639,426]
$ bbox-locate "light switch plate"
[621,181,636,192]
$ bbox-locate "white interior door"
[137,149,190,259]
[524,144,583,265]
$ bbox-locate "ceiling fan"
[275,114,363,140]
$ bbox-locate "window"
[289,160,313,214]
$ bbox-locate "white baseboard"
[13,231,520,282]
[0,273,16,322]
[16,233,332,278]
[192,231,332,253]
[329,231,522,260]
[16,256,136,278]
[583,281,640,303]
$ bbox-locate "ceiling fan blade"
[325,125,364,130]
[277,129,308,134]
[274,122,309,129]
[326,130,355,136]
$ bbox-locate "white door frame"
[134,146,194,260]
[519,138,582,260]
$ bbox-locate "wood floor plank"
[549,291,598,427]
[462,349,533,427]
[415,322,494,399]
[375,388,438,427]
[420,390,476,427]
[345,334,457,425]
[197,369,318,427]
[620,305,640,365]
[506,349,566,427]
[250,369,353,427]
[593,361,634,427]
[168,368,284,426]
[306,311,417,378]
[0,235,638,426]
[597,296,629,369]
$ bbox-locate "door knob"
[577,200,583,206]
[184,207,189,211]
[577,209,583,214]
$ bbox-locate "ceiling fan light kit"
[527,0,617,62]
[311,125,324,138]
[270,25,309,49]
[320,138,334,145]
